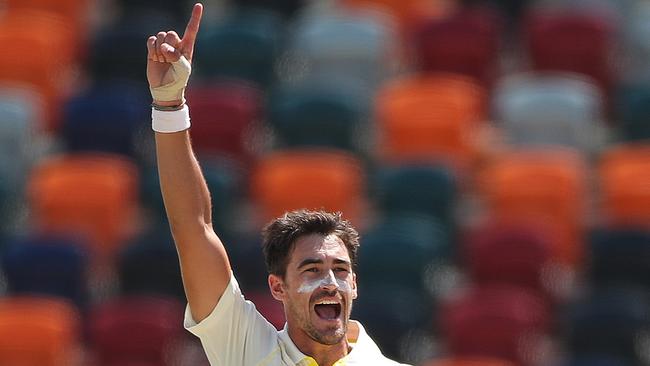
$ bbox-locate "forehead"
[289,233,350,264]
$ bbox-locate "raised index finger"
[181,3,203,54]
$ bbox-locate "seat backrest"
[524,9,617,92]
[412,6,502,86]
[268,80,368,152]
[0,296,81,366]
[493,71,605,151]
[186,82,263,166]
[194,8,283,88]
[598,143,650,228]
[0,11,78,130]
[251,149,366,225]
[2,236,89,307]
[375,73,486,174]
[285,6,399,89]
[479,148,588,266]
[27,153,139,260]
[440,285,551,365]
[90,296,185,365]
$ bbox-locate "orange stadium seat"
[478,148,588,267]
[0,296,81,366]
[599,143,650,228]
[251,149,366,226]
[375,73,486,175]
[3,0,90,39]
[0,10,77,130]
[27,153,139,261]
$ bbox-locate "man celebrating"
[147,3,410,365]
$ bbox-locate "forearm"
[155,129,213,237]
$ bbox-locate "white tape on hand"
[150,55,192,103]
[152,104,191,133]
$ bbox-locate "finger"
[160,43,181,63]
[155,31,167,62]
[146,36,157,61]
[164,31,182,49]
[180,3,203,58]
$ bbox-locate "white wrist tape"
[150,55,192,102]
[152,105,191,133]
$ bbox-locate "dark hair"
[261,209,360,278]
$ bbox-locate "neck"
[287,322,360,366]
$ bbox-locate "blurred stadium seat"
[375,73,486,175]
[186,82,263,167]
[478,148,588,266]
[1,236,89,308]
[412,6,502,87]
[89,296,185,366]
[440,285,551,365]
[250,149,366,225]
[268,80,369,152]
[194,8,283,88]
[27,153,139,260]
[598,143,650,228]
[492,72,605,152]
[523,8,617,94]
[0,296,81,366]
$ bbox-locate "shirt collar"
[278,320,374,365]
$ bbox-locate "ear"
[351,272,358,300]
[268,274,286,301]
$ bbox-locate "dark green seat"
[194,8,282,88]
[617,84,650,141]
[140,162,240,237]
[374,165,457,226]
[357,214,450,290]
[267,81,368,152]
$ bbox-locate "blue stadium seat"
[588,229,650,290]
[566,287,650,365]
[616,83,650,141]
[62,82,150,157]
[1,236,88,308]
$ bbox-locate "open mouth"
[314,301,342,320]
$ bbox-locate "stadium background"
[0,0,648,365]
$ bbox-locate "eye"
[304,267,319,273]
[334,267,349,273]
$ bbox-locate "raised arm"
[146,3,232,322]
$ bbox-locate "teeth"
[316,300,339,305]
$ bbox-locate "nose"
[319,270,338,291]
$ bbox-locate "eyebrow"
[296,258,351,269]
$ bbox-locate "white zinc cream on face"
[297,270,352,294]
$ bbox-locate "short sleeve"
[184,275,280,365]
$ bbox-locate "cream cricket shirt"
[184,275,411,366]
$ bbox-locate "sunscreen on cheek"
[297,272,352,293]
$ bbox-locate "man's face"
[270,233,357,345]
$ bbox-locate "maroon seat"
[412,6,502,87]
[186,82,263,168]
[524,10,617,94]
[90,296,185,365]
[440,285,552,366]
[461,219,555,297]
